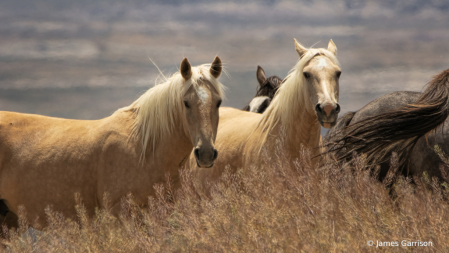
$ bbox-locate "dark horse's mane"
[255,76,283,98]
[326,69,449,170]
[242,76,283,111]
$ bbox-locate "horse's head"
[246,66,282,113]
[181,57,223,168]
[295,39,341,128]
[248,96,271,113]
[255,66,282,98]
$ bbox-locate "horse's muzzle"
[194,147,218,168]
[315,103,340,128]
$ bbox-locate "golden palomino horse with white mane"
[0,56,225,229]
[189,39,341,182]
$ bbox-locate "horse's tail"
[328,69,449,169]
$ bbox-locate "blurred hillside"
[0,0,448,124]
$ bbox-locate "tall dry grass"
[2,146,448,252]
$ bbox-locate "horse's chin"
[320,121,336,129]
[196,161,214,168]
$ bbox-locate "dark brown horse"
[325,69,449,182]
[242,66,282,113]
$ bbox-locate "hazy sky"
[0,0,448,124]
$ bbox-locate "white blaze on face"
[317,58,327,69]
[321,81,332,102]
[316,58,333,105]
[249,96,269,112]
[196,86,209,104]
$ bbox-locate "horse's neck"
[268,107,321,160]
[110,109,191,190]
[144,122,192,170]
[112,110,193,165]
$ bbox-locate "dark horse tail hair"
[326,69,449,170]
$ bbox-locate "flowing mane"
[256,48,339,143]
[117,64,225,159]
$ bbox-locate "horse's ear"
[256,65,267,86]
[294,38,307,58]
[180,58,192,80]
[327,39,337,55]
[210,56,222,78]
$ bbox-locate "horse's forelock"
[306,49,340,67]
[185,64,226,98]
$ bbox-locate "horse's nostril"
[335,104,341,113]
[213,149,218,160]
[315,104,321,112]
[194,148,200,160]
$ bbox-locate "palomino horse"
[242,66,283,113]
[189,39,341,182]
[325,69,449,181]
[0,56,225,228]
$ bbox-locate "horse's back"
[219,107,261,128]
[0,110,133,144]
[0,111,107,160]
[351,91,421,123]
[0,111,100,135]
[217,107,262,153]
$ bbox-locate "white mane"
[117,64,225,161]
[256,48,339,143]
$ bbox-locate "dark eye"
[184,101,190,108]
[217,100,222,108]
[336,71,342,78]
[303,72,311,79]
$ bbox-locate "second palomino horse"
[189,39,342,182]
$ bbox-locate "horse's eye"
[336,71,342,78]
[303,72,311,79]
[217,100,222,108]
[184,101,190,108]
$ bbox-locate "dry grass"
[2,148,449,252]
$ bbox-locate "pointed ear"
[256,65,267,86]
[294,38,308,58]
[327,39,337,55]
[210,56,222,78]
[180,58,192,80]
